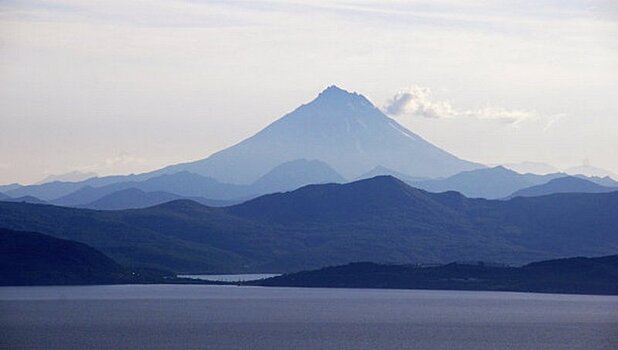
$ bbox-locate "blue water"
[1,285,617,349]
[178,273,281,282]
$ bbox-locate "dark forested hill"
[1,176,617,273]
[0,228,131,285]
[251,255,618,295]
[0,202,251,273]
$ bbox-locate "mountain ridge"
[411,166,561,199]
[2,176,617,273]
[507,176,618,199]
[0,228,130,285]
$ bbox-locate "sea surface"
[178,273,281,282]
[1,285,617,349]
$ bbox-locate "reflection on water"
[177,273,281,282]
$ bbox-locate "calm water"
[1,285,617,349]
[178,273,281,282]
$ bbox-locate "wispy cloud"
[75,152,149,175]
[102,153,148,168]
[0,0,255,28]
[383,85,556,126]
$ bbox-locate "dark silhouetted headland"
[252,255,618,295]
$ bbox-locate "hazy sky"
[1,0,617,184]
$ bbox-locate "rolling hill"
[0,228,131,285]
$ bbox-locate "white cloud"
[384,86,457,119]
[384,85,543,125]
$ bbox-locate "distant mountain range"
[502,162,618,179]
[0,183,22,193]
[565,164,618,179]
[2,164,616,211]
[3,86,617,209]
[4,178,118,201]
[508,176,618,199]
[78,188,237,210]
[36,171,98,185]
[410,166,560,199]
[1,176,617,273]
[501,161,560,175]
[0,195,47,205]
[356,165,616,200]
[1,159,345,209]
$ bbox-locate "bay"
[1,285,617,349]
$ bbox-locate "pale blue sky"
[1,0,617,183]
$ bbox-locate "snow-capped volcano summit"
[160,86,483,184]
